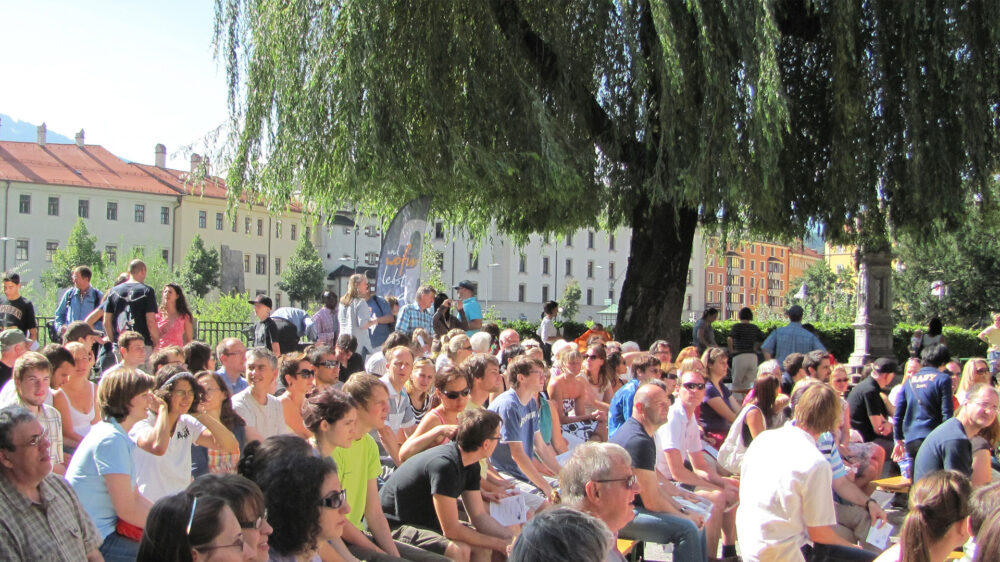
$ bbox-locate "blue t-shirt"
[893,367,954,443]
[488,389,539,482]
[463,297,483,337]
[609,378,641,436]
[368,296,393,349]
[65,419,136,539]
[913,417,973,483]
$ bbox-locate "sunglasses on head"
[682,382,706,391]
[318,489,347,510]
[443,388,472,400]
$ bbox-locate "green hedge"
[501,319,987,363]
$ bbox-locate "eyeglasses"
[16,427,48,448]
[584,354,602,360]
[663,372,678,380]
[319,489,347,509]
[172,389,195,398]
[682,382,706,391]
[240,511,268,530]
[485,434,502,441]
[322,360,341,369]
[972,402,999,413]
[443,388,472,400]
[462,346,474,351]
[297,369,316,378]
[195,535,246,553]
[977,368,991,374]
[593,474,637,489]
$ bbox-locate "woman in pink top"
[398,364,470,462]
[155,283,194,350]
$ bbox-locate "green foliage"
[189,292,256,324]
[40,219,103,293]
[892,203,1000,328]
[277,237,325,307]
[421,232,446,292]
[560,280,581,322]
[786,261,856,323]
[179,235,221,298]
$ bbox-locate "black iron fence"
[38,316,255,348]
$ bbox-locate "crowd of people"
[0,261,998,562]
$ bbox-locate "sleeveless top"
[68,381,95,437]
[428,409,451,444]
[156,312,189,348]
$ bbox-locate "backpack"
[114,286,148,336]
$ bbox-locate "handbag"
[717,404,759,474]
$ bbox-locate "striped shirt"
[0,472,101,560]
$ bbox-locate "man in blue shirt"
[761,305,825,364]
[53,266,104,337]
[367,291,394,350]
[893,344,955,467]
[912,384,998,483]
[454,280,483,336]
[608,354,661,436]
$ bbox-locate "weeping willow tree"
[215,0,1000,346]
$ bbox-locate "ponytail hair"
[900,470,971,562]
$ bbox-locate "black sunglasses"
[663,372,678,380]
[443,388,472,400]
[319,489,347,510]
[682,382,706,391]
[297,369,316,378]
[322,360,341,368]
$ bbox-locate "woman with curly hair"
[257,455,350,562]
[137,492,252,561]
[192,371,254,477]
[131,366,239,502]
[155,282,194,350]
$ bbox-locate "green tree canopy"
[786,261,856,324]
[179,234,221,298]
[216,0,1000,344]
[561,279,582,322]
[278,237,325,307]
[41,218,103,292]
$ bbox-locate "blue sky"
[0,1,228,169]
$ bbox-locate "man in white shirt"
[232,347,289,439]
[658,370,738,561]
[736,382,874,562]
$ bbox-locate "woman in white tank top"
[53,342,98,449]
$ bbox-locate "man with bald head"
[610,382,706,561]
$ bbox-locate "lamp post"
[0,237,12,272]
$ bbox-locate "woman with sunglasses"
[276,353,317,439]
[192,371,254,477]
[188,474,274,562]
[257,454,350,562]
[399,365,472,462]
[548,347,600,447]
[131,366,240,503]
[957,358,991,406]
[581,344,613,440]
[137,492,253,561]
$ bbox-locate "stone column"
[848,249,895,370]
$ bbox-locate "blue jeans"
[99,531,140,562]
[619,507,707,561]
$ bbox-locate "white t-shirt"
[379,374,415,432]
[736,424,836,562]
[232,389,289,439]
[654,400,702,479]
[129,413,206,502]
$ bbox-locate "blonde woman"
[957,357,991,405]
[404,357,435,424]
[338,274,377,358]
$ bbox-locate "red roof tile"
[132,163,304,213]
[0,141,180,197]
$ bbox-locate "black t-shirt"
[912,417,973,483]
[253,318,278,350]
[106,282,158,344]
[272,317,300,354]
[0,296,37,333]
[846,377,888,442]
[729,322,763,354]
[781,372,796,396]
[609,417,655,508]
[380,442,480,532]
[0,362,11,390]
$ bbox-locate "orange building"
[704,239,822,320]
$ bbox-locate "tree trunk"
[616,199,699,349]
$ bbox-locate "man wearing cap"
[250,295,281,356]
[761,305,826,365]
[62,321,103,347]
[454,280,483,336]
[0,331,29,389]
[847,358,897,459]
[53,266,104,338]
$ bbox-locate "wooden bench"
[617,539,643,561]
[872,475,911,494]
